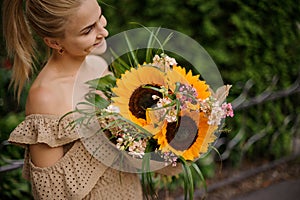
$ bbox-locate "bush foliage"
[1,0,299,198]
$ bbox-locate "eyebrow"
[79,8,102,33]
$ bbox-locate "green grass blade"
[191,162,207,191]
[180,157,195,200]
[124,32,139,67]
[210,146,223,173]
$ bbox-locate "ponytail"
[3,0,83,101]
[2,0,35,101]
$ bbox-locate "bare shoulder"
[26,79,66,167]
[25,61,77,115]
[25,81,58,115]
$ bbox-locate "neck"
[48,53,86,76]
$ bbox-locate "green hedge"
[101,0,300,161]
[0,0,299,198]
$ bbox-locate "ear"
[43,37,62,50]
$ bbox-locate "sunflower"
[112,66,166,128]
[167,66,211,100]
[154,110,218,161]
[152,66,216,160]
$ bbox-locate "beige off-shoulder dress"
[8,114,143,200]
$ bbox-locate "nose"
[96,16,109,38]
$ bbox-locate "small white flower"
[151,54,177,71]
[105,105,120,113]
[153,54,161,63]
[117,137,123,143]
[152,95,160,100]
[208,102,225,126]
[165,109,177,122]
[128,145,135,152]
[165,55,177,66]
[128,151,145,159]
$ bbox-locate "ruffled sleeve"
[8,114,80,147]
[29,141,108,200]
[8,114,112,199]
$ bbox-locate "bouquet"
[70,30,234,199]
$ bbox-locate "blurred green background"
[1,0,299,199]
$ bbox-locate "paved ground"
[232,179,300,200]
[162,154,300,200]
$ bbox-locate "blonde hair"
[2,0,82,100]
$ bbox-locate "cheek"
[69,37,95,52]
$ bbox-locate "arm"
[26,83,65,168]
[29,144,64,168]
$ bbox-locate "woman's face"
[60,0,108,57]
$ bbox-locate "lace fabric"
[9,114,143,200]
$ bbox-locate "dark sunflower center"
[129,84,162,119]
[166,116,198,151]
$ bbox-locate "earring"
[58,48,64,55]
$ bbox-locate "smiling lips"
[94,39,103,47]
[85,39,105,53]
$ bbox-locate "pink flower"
[222,103,234,117]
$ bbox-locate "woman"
[3,0,143,199]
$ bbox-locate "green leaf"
[145,29,156,63]
[120,117,153,137]
[110,48,132,77]
[179,157,194,200]
[85,92,110,109]
[141,153,157,199]
[86,74,116,91]
[191,162,207,191]
[124,32,139,67]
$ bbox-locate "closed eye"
[83,25,96,35]
[81,13,103,35]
